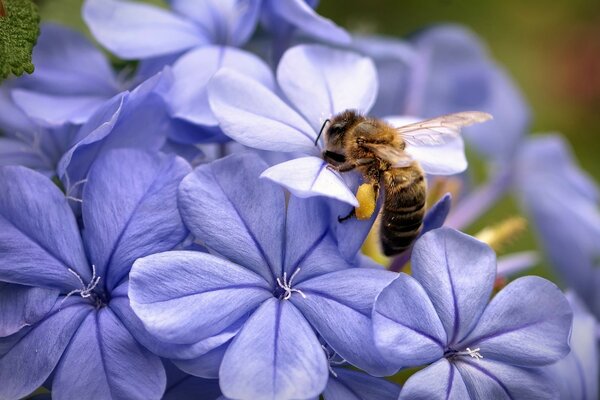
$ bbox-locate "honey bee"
[319,110,492,256]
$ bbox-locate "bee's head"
[321,110,363,148]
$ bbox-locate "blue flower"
[0,149,191,399]
[207,44,469,206]
[515,135,600,319]
[373,228,572,399]
[129,152,398,400]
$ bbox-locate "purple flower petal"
[277,45,377,132]
[373,274,447,368]
[0,302,90,399]
[129,251,271,344]
[51,307,165,400]
[111,282,239,360]
[265,0,351,45]
[83,0,206,59]
[0,137,52,172]
[399,359,469,400]
[0,84,38,135]
[283,196,351,280]
[219,298,328,400]
[22,23,119,96]
[12,90,110,125]
[170,0,262,47]
[411,228,496,344]
[179,153,285,281]
[172,342,228,379]
[0,166,89,289]
[208,69,317,153]
[261,157,358,206]
[165,45,274,126]
[455,358,557,399]
[82,149,190,291]
[0,283,58,337]
[460,276,572,366]
[325,368,401,400]
[58,71,171,186]
[547,292,598,400]
[293,268,398,376]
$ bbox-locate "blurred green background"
[35,0,600,282]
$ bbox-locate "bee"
[318,110,492,256]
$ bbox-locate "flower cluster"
[0,1,597,400]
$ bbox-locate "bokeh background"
[35,0,600,280]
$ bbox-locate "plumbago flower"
[129,152,398,400]
[208,44,468,206]
[372,228,573,399]
[515,135,600,320]
[0,149,191,399]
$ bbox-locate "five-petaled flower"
[129,152,398,400]
[372,228,573,399]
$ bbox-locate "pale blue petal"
[399,359,469,400]
[373,274,446,367]
[455,358,558,399]
[208,69,317,153]
[12,90,110,126]
[277,44,377,132]
[261,157,358,206]
[219,298,328,400]
[265,0,351,45]
[129,251,271,344]
[0,283,58,337]
[165,46,274,126]
[82,149,190,290]
[51,308,165,400]
[83,0,206,59]
[170,0,261,46]
[460,277,572,366]
[411,228,496,344]
[179,153,285,281]
[293,268,398,376]
[23,23,119,96]
[0,166,89,289]
[0,302,90,400]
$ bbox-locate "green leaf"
[0,0,40,81]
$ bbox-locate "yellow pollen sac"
[476,216,527,252]
[355,183,376,220]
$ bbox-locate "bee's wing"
[385,112,492,175]
[396,111,493,146]
[361,143,414,167]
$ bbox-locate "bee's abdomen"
[380,168,427,256]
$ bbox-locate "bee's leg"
[327,158,375,173]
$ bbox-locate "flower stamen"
[276,268,306,300]
[61,265,102,306]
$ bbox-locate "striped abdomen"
[380,166,427,256]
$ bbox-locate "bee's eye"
[328,123,347,137]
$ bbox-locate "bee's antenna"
[314,119,330,146]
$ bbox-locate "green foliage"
[0,0,40,81]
